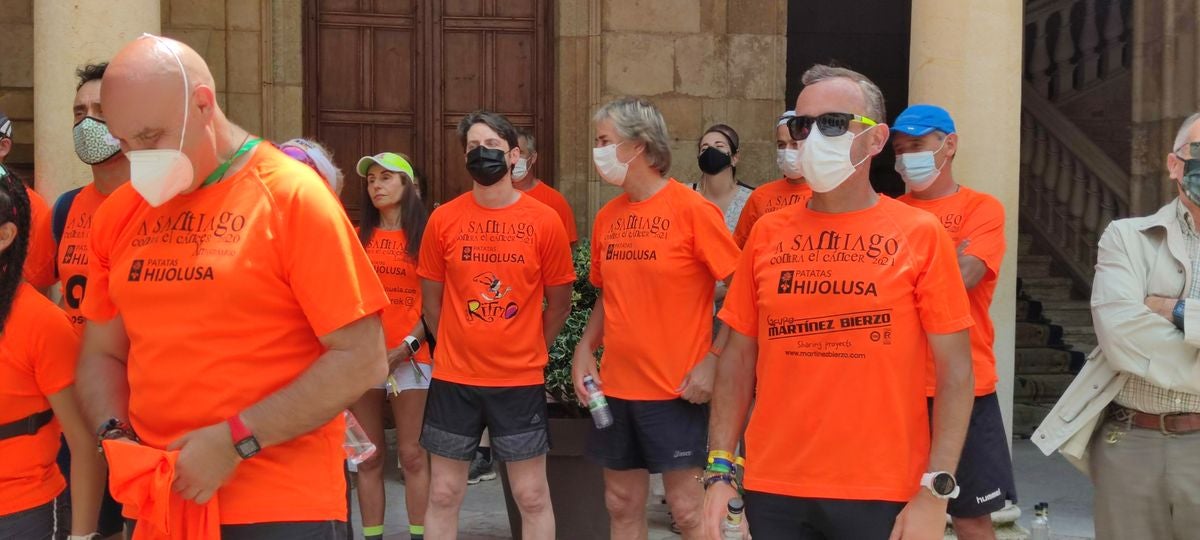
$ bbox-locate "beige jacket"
[1033,199,1200,471]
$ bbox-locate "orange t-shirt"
[58,184,110,332]
[23,187,56,290]
[417,191,575,387]
[732,178,812,248]
[525,180,578,243]
[899,187,1006,396]
[0,282,79,516]
[362,228,431,363]
[719,196,973,502]
[81,144,388,525]
[591,180,740,400]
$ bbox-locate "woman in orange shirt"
[350,152,432,540]
[0,167,104,540]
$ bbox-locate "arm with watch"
[700,330,757,540]
[891,330,974,540]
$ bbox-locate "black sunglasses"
[786,112,878,141]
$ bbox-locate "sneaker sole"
[467,471,498,485]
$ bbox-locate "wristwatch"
[96,418,138,451]
[228,414,260,459]
[403,335,421,356]
[920,471,960,500]
[1173,299,1186,330]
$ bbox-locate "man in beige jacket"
[1034,112,1200,539]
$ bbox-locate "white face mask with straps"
[592,142,642,187]
[126,33,195,207]
[797,124,876,193]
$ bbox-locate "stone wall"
[555,0,788,234]
[0,0,303,175]
[160,0,304,141]
[0,0,35,166]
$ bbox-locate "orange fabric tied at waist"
[102,440,221,539]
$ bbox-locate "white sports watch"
[920,471,960,500]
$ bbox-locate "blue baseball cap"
[893,104,956,136]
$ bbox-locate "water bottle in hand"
[342,410,377,465]
[583,375,613,429]
[722,497,745,539]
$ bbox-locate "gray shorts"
[420,378,550,462]
[0,495,68,540]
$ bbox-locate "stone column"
[32,2,160,201]
[909,0,1022,441]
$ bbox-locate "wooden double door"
[304,0,554,214]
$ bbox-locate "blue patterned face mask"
[1178,142,1200,207]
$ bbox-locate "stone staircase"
[1013,233,1091,438]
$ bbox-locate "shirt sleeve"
[913,220,975,334]
[23,190,57,289]
[80,194,125,323]
[417,210,446,282]
[717,223,761,338]
[33,306,80,397]
[284,177,388,337]
[960,196,1006,281]
[589,209,605,289]
[692,201,741,281]
[731,197,761,249]
[539,209,577,286]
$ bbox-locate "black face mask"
[466,146,511,186]
[698,146,732,175]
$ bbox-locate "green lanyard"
[202,137,262,187]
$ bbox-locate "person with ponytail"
[0,165,105,540]
[351,152,431,540]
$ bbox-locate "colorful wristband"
[708,450,734,463]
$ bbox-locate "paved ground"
[355,438,1096,540]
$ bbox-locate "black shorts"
[927,392,1017,517]
[743,491,903,539]
[585,396,708,473]
[420,378,550,462]
[0,496,68,540]
[128,519,347,539]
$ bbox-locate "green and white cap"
[356,152,415,179]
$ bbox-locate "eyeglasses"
[1174,142,1200,160]
[786,112,878,141]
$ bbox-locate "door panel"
[306,0,553,208]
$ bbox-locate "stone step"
[1061,325,1096,341]
[1015,374,1076,402]
[1016,322,1065,348]
[1015,299,1044,323]
[1017,255,1053,278]
[1017,233,1035,255]
[1042,306,1093,326]
[1016,347,1079,374]
[1013,402,1054,438]
[1021,284,1076,301]
[1039,299,1091,311]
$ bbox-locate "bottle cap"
[727,497,744,513]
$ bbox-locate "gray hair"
[1174,113,1200,153]
[800,64,886,123]
[517,128,537,153]
[593,97,671,175]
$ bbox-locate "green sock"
[410,524,426,539]
[363,524,384,539]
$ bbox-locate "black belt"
[0,409,54,441]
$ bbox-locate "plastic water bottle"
[583,375,613,429]
[1031,502,1050,540]
[722,497,745,539]
[342,410,376,466]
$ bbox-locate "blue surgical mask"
[895,138,948,191]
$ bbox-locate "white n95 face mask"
[127,34,195,207]
[776,148,803,180]
[798,126,875,193]
[592,142,641,187]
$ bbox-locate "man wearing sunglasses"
[895,105,1014,540]
[1035,113,1200,539]
[703,64,975,539]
